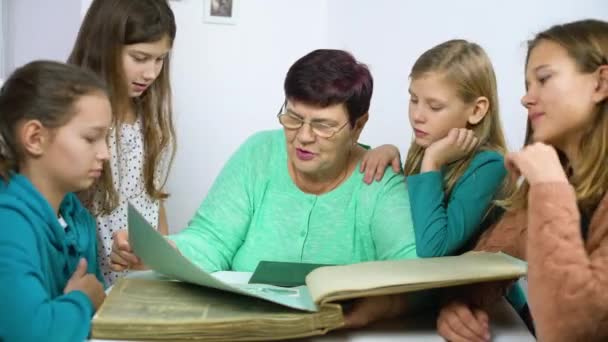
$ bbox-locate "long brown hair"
[0,61,108,181]
[403,40,507,199]
[500,19,608,214]
[68,0,177,215]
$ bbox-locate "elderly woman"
[111,49,417,323]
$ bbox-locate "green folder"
[249,261,334,287]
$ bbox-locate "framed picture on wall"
[203,0,239,25]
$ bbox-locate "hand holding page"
[127,203,317,311]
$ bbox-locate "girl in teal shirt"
[0,61,111,341]
[362,39,508,257]
[361,40,527,315]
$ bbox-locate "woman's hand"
[422,128,478,172]
[360,144,402,184]
[505,142,568,186]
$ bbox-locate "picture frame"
[203,0,239,25]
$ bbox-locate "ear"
[19,120,48,157]
[351,113,369,143]
[467,96,489,125]
[592,65,608,104]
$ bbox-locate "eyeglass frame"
[276,101,350,139]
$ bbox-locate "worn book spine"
[91,279,344,341]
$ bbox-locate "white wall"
[0,0,6,79]
[166,0,328,230]
[6,0,607,231]
[80,0,92,17]
[165,0,608,231]
[326,0,608,155]
[5,0,82,74]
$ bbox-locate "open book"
[91,204,527,341]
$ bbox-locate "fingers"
[455,128,468,147]
[83,274,107,310]
[342,300,373,329]
[438,320,478,342]
[361,158,388,184]
[434,128,477,166]
[437,303,490,342]
[110,251,129,272]
[505,144,568,185]
[445,128,475,150]
[445,128,459,144]
[343,296,401,329]
[391,156,401,173]
[111,230,141,266]
[363,164,376,184]
[82,273,103,289]
[113,230,132,252]
[438,322,484,342]
[111,248,141,268]
[71,258,88,279]
[359,158,367,173]
[471,136,479,152]
[473,308,490,328]
[360,155,375,184]
[374,163,387,181]
[343,309,370,329]
[452,304,490,341]
[361,145,402,183]
[504,152,522,180]
[457,129,477,151]
[464,131,478,153]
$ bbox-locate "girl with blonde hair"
[362,39,508,258]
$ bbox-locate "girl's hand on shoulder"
[422,128,478,171]
[505,142,568,186]
[360,144,402,184]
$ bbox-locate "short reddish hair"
[284,49,373,126]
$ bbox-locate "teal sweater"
[407,151,527,310]
[406,151,506,257]
[0,174,103,342]
[171,130,418,272]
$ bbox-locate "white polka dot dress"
[94,118,164,286]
